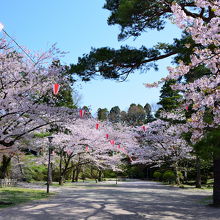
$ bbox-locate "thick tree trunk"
[75,166,80,182]
[195,155,202,188]
[98,170,102,182]
[146,167,149,180]
[213,156,220,206]
[0,155,11,179]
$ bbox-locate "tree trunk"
[59,175,64,185]
[59,153,63,185]
[17,155,24,177]
[195,155,202,188]
[58,152,72,185]
[0,155,11,179]
[98,170,102,182]
[72,169,76,182]
[146,167,149,180]
[213,156,220,206]
[75,166,80,182]
[175,162,181,185]
[183,169,187,183]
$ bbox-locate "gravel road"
[0,181,220,220]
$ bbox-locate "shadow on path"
[0,181,219,220]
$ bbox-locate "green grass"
[0,187,54,208]
[177,184,213,190]
[180,179,214,190]
[158,178,214,190]
[198,195,213,205]
[50,180,119,188]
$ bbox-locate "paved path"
[0,181,220,220]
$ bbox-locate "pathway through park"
[1,181,220,220]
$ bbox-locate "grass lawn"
[160,178,214,190]
[0,187,54,208]
[50,179,118,187]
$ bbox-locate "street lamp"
[47,136,54,193]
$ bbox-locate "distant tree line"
[97,103,155,126]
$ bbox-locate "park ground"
[0,180,220,220]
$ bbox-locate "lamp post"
[47,136,54,193]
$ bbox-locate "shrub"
[125,166,145,178]
[52,167,61,182]
[153,171,162,181]
[103,170,116,178]
[163,170,176,183]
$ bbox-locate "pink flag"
[117,145,120,149]
[53,83,60,95]
[185,106,189,111]
[142,125,146,131]
[96,123,99,130]
[85,146,89,152]
[106,134,109,139]
[79,109,85,118]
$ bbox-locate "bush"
[125,166,145,178]
[103,170,116,178]
[52,167,61,182]
[163,170,176,183]
[153,171,162,181]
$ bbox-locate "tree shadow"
[0,181,219,220]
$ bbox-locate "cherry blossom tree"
[133,120,192,185]
[29,118,139,185]
[146,0,220,205]
[0,36,79,150]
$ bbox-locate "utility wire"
[2,29,36,65]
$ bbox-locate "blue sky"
[0,0,182,114]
